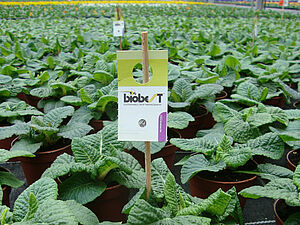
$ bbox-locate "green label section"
[117,50,168,87]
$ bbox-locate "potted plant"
[0,148,34,206]
[170,102,287,207]
[0,105,93,184]
[269,109,300,171]
[0,177,99,225]
[42,123,145,222]
[0,98,43,150]
[240,164,300,224]
[122,158,245,225]
[168,79,224,137]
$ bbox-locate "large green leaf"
[32,199,77,225]
[106,151,145,189]
[256,163,293,180]
[58,122,92,139]
[131,141,166,154]
[285,109,300,120]
[181,154,226,184]
[270,120,300,146]
[71,134,101,164]
[65,200,99,225]
[10,138,43,154]
[187,84,223,102]
[127,199,170,225]
[22,193,38,221]
[67,106,93,124]
[170,137,215,154]
[247,132,284,160]
[215,102,239,123]
[224,117,260,143]
[42,153,90,179]
[43,106,74,128]
[93,70,114,85]
[172,78,193,101]
[0,149,34,163]
[236,81,261,101]
[222,147,252,169]
[0,123,30,140]
[151,158,171,200]
[266,106,289,126]
[167,112,194,129]
[164,173,179,216]
[60,96,82,106]
[284,212,300,225]
[0,171,24,188]
[293,165,300,189]
[240,178,300,206]
[59,172,106,204]
[13,178,58,222]
[30,87,54,98]
[156,216,211,225]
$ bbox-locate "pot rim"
[273,199,284,225]
[193,105,209,118]
[216,90,228,100]
[35,144,71,156]
[193,171,257,185]
[286,149,298,170]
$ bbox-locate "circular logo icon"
[138,119,146,127]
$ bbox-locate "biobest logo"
[123,91,163,103]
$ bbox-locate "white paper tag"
[117,50,168,142]
[113,21,124,37]
[284,0,288,6]
[118,86,167,142]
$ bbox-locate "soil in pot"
[85,184,129,223]
[287,149,300,171]
[274,199,300,225]
[89,119,104,133]
[189,160,257,209]
[20,140,72,185]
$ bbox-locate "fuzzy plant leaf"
[13,178,58,222]
[187,84,223,102]
[240,178,300,206]
[58,122,92,139]
[284,212,300,225]
[0,149,34,163]
[0,171,24,188]
[10,138,43,154]
[65,200,99,225]
[222,147,252,169]
[173,78,194,101]
[60,96,82,106]
[59,172,106,204]
[164,173,179,216]
[285,109,300,120]
[32,199,77,225]
[42,153,91,180]
[256,163,294,180]
[170,137,215,155]
[270,120,300,146]
[43,106,74,128]
[30,87,54,98]
[181,154,226,184]
[106,151,145,189]
[127,199,170,225]
[131,141,166,154]
[293,165,300,189]
[151,158,171,201]
[246,132,284,160]
[0,122,30,140]
[224,117,260,143]
[22,193,38,221]
[215,102,240,123]
[266,106,289,126]
[167,111,194,129]
[155,216,211,225]
[236,81,261,101]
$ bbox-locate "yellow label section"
[117,50,168,87]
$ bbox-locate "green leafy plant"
[240,164,300,223]
[0,177,99,225]
[170,102,286,184]
[41,123,144,205]
[0,98,43,124]
[122,158,244,225]
[0,106,92,153]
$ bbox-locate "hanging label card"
[113,21,125,37]
[117,50,168,142]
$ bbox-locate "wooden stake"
[119,37,122,50]
[142,31,151,200]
